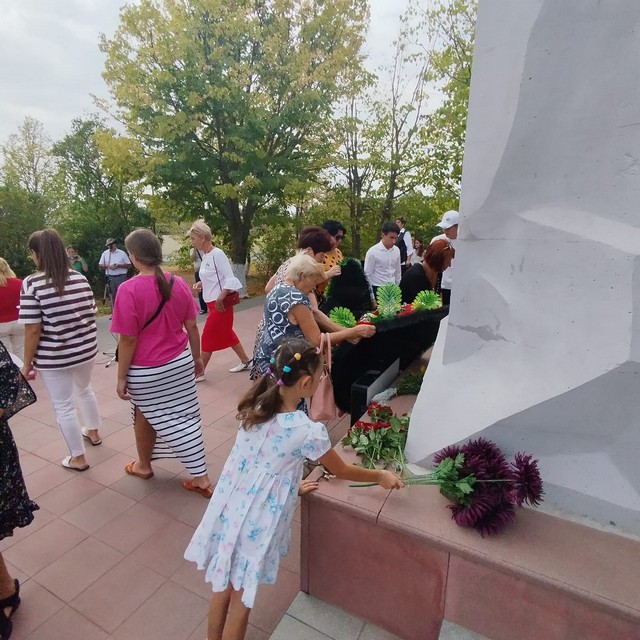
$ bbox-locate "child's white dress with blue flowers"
[184,410,331,607]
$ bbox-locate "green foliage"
[400,453,476,505]
[100,0,371,264]
[1,116,55,197]
[0,185,47,277]
[329,307,357,328]
[250,223,296,279]
[432,453,476,504]
[49,116,153,293]
[423,0,476,205]
[317,0,475,252]
[392,191,446,246]
[173,239,196,271]
[396,368,426,396]
[412,290,442,311]
[376,283,402,319]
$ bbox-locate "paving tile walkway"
[4,300,349,640]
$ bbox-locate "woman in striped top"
[19,229,103,471]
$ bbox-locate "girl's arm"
[290,305,376,346]
[21,323,41,376]
[184,317,204,378]
[318,449,403,490]
[116,334,137,400]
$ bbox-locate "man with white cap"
[99,238,131,306]
[430,210,459,305]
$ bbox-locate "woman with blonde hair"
[0,258,23,362]
[189,220,252,379]
[253,254,376,380]
[19,229,102,471]
[111,228,213,496]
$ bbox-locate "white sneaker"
[195,375,206,383]
[229,359,253,373]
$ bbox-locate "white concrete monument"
[406,0,640,536]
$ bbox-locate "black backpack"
[395,229,408,264]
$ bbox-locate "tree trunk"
[380,169,398,223]
[225,198,253,298]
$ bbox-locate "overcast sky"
[0,0,406,145]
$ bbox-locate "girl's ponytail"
[236,338,321,429]
[236,375,281,428]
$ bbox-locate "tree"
[0,117,52,275]
[0,185,47,276]
[330,97,378,258]
[1,116,55,197]
[99,0,370,287]
[422,0,476,206]
[375,13,434,224]
[326,0,464,253]
[50,116,152,288]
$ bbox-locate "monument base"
[301,399,640,640]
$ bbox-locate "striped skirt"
[127,350,207,477]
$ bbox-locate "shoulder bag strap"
[142,275,175,330]
[211,251,223,291]
[322,333,332,372]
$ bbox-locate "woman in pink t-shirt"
[111,229,213,497]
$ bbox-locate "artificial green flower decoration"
[412,290,442,311]
[329,306,357,328]
[376,283,402,319]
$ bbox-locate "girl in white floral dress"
[185,338,403,640]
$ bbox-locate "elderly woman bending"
[250,227,341,380]
[253,254,375,379]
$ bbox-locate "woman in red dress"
[189,220,252,381]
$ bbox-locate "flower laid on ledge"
[353,438,544,537]
[341,402,409,470]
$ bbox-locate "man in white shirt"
[364,222,402,296]
[430,210,459,305]
[395,217,414,274]
[99,238,131,306]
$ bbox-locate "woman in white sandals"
[19,229,102,472]
[189,220,252,379]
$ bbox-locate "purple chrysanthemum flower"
[510,453,544,507]
[448,493,496,528]
[450,495,516,537]
[462,438,511,480]
[471,498,517,537]
[461,439,513,506]
[433,444,463,465]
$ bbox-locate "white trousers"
[38,359,102,457]
[0,320,24,361]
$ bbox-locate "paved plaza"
[2,300,349,640]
